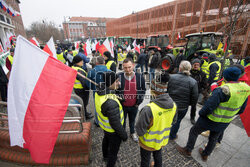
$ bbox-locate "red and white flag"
[96,41,101,51]
[30,37,40,47]
[126,45,131,52]
[177,32,181,40]
[98,38,112,56]
[8,36,77,164]
[132,40,140,54]
[0,42,4,54]
[110,39,114,57]
[43,37,57,59]
[85,39,92,55]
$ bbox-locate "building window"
[6,18,11,24]
[0,14,5,22]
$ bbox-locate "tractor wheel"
[160,54,175,72]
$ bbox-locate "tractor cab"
[146,34,170,53]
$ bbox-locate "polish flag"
[0,42,4,54]
[85,39,92,55]
[132,39,137,49]
[8,36,77,164]
[43,37,57,59]
[92,39,97,51]
[98,38,112,56]
[126,45,131,52]
[96,41,101,51]
[110,39,114,57]
[30,37,40,47]
[177,32,181,40]
[132,40,140,54]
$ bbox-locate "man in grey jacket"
[168,61,199,140]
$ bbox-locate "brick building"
[0,0,26,50]
[106,0,249,57]
[62,17,114,41]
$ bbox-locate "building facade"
[106,0,249,57]
[0,0,26,51]
[62,17,114,42]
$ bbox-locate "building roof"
[70,17,115,22]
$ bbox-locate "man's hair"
[123,58,134,64]
[96,56,105,64]
[179,60,191,75]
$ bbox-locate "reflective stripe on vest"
[201,60,209,73]
[204,61,221,80]
[72,66,87,89]
[106,60,115,70]
[8,55,13,65]
[95,93,124,133]
[73,50,78,57]
[139,102,176,150]
[57,52,65,63]
[207,82,250,123]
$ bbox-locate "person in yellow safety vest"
[240,56,250,67]
[6,48,15,73]
[117,48,126,70]
[95,71,128,167]
[103,51,116,72]
[201,53,209,73]
[136,72,177,167]
[205,54,221,85]
[72,46,78,57]
[176,66,250,162]
[56,48,66,64]
[71,55,93,120]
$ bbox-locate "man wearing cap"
[205,54,221,85]
[176,67,250,161]
[71,55,93,120]
[95,71,128,167]
[190,58,208,124]
[136,72,177,167]
[77,48,90,72]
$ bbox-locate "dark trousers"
[190,105,196,119]
[145,62,148,72]
[0,85,7,101]
[123,106,138,134]
[74,88,90,118]
[140,147,162,167]
[186,123,222,156]
[170,109,188,139]
[102,131,122,167]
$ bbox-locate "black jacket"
[167,73,199,110]
[97,89,128,141]
[190,69,207,93]
[208,60,220,85]
[116,72,146,106]
[149,53,160,68]
[136,53,146,65]
[0,66,8,85]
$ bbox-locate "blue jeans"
[140,147,162,167]
[170,108,188,139]
[149,68,155,82]
[123,106,138,134]
[135,64,144,73]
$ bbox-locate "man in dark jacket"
[190,59,208,124]
[116,58,146,142]
[168,61,199,140]
[77,48,90,72]
[95,71,128,167]
[135,49,146,73]
[176,67,249,162]
[174,49,186,73]
[207,54,221,85]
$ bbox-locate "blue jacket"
[197,87,247,132]
[87,65,110,91]
[77,52,90,71]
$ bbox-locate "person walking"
[95,71,128,167]
[135,49,146,73]
[176,67,250,161]
[136,72,177,167]
[168,61,199,140]
[71,55,93,120]
[116,58,146,142]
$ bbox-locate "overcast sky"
[19,0,174,28]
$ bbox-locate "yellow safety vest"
[106,60,115,70]
[118,53,126,62]
[201,59,209,73]
[95,93,124,132]
[240,60,250,67]
[73,50,78,57]
[7,55,13,65]
[208,82,250,123]
[57,52,65,63]
[72,66,87,89]
[204,61,221,80]
[139,102,176,150]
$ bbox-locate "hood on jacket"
[151,93,174,109]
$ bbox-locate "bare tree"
[26,20,64,44]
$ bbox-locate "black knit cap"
[191,58,201,65]
[104,71,119,87]
[72,55,82,65]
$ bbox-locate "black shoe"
[169,134,178,141]
[85,113,93,120]
[190,118,196,125]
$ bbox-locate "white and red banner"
[177,32,181,40]
[29,37,40,47]
[8,36,77,164]
[98,38,112,56]
[85,39,92,55]
[132,40,140,54]
[43,37,57,59]
[110,39,114,57]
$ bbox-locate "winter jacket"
[116,72,146,106]
[97,88,128,141]
[197,86,247,132]
[0,66,8,85]
[77,52,90,71]
[87,65,110,91]
[136,53,146,65]
[167,73,199,110]
[208,60,220,85]
[190,69,208,93]
[149,53,161,68]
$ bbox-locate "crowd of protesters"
[1,41,249,167]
